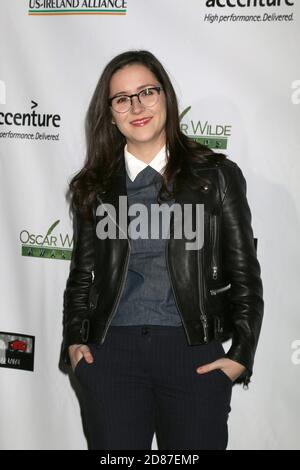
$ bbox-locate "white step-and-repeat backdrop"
[0,0,299,450]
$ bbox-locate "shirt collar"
[124,143,168,182]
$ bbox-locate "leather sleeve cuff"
[225,342,254,389]
[60,329,84,366]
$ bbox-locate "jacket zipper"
[197,248,208,342]
[211,214,219,280]
[96,196,132,345]
[210,283,231,296]
[165,238,190,341]
[100,238,131,344]
[89,270,100,310]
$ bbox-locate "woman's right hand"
[68,344,94,372]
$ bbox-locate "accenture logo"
[0,98,62,142]
[205,0,294,6]
[204,0,295,22]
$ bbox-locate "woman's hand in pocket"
[196,357,246,382]
[68,344,94,372]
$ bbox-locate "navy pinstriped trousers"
[74,324,232,450]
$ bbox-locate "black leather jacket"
[60,154,264,388]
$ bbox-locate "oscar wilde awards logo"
[20,220,73,261]
[202,0,295,24]
[179,106,232,150]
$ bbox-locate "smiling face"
[109,64,167,156]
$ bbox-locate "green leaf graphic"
[179,106,191,123]
[46,220,60,236]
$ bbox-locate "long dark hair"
[68,49,227,219]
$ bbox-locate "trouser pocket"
[74,355,85,376]
[215,367,233,386]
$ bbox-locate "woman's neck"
[126,138,166,164]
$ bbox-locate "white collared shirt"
[124,143,168,182]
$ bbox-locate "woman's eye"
[116,96,127,103]
[141,88,153,96]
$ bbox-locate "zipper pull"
[243,376,251,390]
[212,266,218,279]
[200,315,209,342]
[91,270,95,282]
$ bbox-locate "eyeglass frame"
[108,86,164,113]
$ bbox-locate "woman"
[60,50,264,450]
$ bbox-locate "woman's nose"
[130,96,144,113]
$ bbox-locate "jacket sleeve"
[60,207,96,366]
[221,162,264,388]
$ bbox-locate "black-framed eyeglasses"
[108,86,163,113]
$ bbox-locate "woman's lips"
[130,117,152,127]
